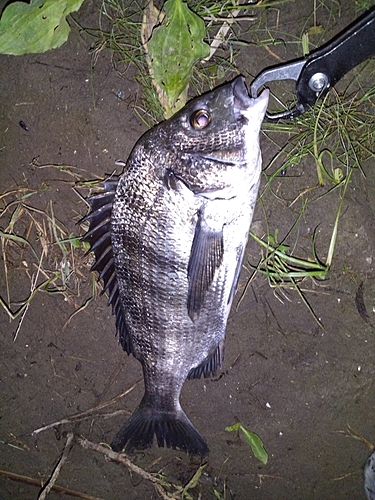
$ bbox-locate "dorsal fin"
[81,177,133,355]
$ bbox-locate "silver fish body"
[83,76,268,455]
[365,450,375,500]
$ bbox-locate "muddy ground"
[1,1,375,499]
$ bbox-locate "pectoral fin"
[187,211,224,321]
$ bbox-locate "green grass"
[91,0,297,123]
[245,67,374,323]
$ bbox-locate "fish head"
[146,76,269,196]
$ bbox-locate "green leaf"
[147,0,210,116]
[239,425,268,465]
[225,422,241,433]
[225,422,268,465]
[180,463,207,499]
[213,489,223,500]
[0,0,85,55]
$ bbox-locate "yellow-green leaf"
[0,0,85,55]
[240,426,268,465]
[225,422,268,464]
[147,0,210,115]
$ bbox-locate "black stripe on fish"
[187,339,224,379]
[187,210,224,321]
[110,394,209,455]
[81,177,133,355]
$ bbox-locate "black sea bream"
[365,450,375,500]
[83,76,268,455]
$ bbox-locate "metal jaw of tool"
[250,7,375,121]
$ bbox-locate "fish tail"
[110,399,209,456]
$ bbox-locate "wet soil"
[1,1,375,499]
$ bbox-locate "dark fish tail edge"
[110,399,209,456]
[81,177,134,355]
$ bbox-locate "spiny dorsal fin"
[81,177,133,355]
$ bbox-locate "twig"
[0,468,104,499]
[38,432,74,500]
[203,6,255,62]
[77,436,172,500]
[13,247,46,342]
[203,4,257,62]
[264,44,284,62]
[32,380,141,437]
[32,409,129,438]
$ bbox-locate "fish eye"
[190,109,211,130]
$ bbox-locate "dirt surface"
[1,1,375,499]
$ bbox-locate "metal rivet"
[309,73,329,93]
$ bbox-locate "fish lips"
[232,76,269,119]
[232,76,253,111]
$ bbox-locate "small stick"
[13,247,45,341]
[38,432,74,500]
[32,409,129,437]
[203,8,242,62]
[0,468,104,499]
[77,437,172,500]
[203,5,257,62]
[32,380,141,436]
[264,44,284,62]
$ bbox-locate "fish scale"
[83,76,268,455]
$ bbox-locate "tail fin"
[111,400,209,456]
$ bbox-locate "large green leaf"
[147,0,210,116]
[0,0,85,55]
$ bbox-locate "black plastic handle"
[251,6,375,120]
[296,6,375,111]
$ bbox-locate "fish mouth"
[199,153,236,166]
[231,76,253,112]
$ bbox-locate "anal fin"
[187,340,224,379]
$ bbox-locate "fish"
[365,450,375,500]
[83,76,269,456]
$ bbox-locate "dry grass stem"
[13,247,46,341]
[77,436,172,500]
[38,432,74,500]
[336,424,375,451]
[0,182,95,330]
[0,467,104,499]
[203,5,256,62]
[32,379,141,437]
